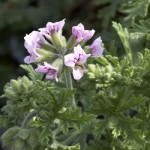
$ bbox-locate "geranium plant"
[1,1,150,149]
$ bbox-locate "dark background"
[0,0,125,101]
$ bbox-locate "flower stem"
[21,111,36,128]
[64,67,76,109]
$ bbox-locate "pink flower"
[72,23,95,43]
[24,31,45,49]
[90,37,104,57]
[39,19,65,36]
[64,45,90,80]
[24,31,45,64]
[35,62,58,81]
[64,45,90,67]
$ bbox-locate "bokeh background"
[0,0,126,106]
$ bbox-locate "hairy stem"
[64,67,76,109]
[22,111,36,128]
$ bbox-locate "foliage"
[0,0,150,150]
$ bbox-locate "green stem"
[21,111,36,128]
[64,67,76,109]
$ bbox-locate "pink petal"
[74,45,91,64]
[72,66,85,80]
[46,19,65,33]
[64,53,76,68]
[24,31,45,49]
[72,23,95,43]
[46,73,58,82]
[35,66,48,73]
[24,41,33,53]
[24,56,33,64]
[44,62,58,71]
[35,62,58,81]
[90,37,104,57]
[83,29,95,41]
[24,54,36,64]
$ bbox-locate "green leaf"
[118,95,148,111]
[120,0,150,24]
[1,127,20,147]
[112,22,132,57]
[58,108,94,133]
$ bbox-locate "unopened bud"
[52,58,63,74]
[51,32,62,49]
[41,43,57,53]
[36,49,58,63]
[98,57,109,66]
[10,80,19,91]
[67,35,76,51]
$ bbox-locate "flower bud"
[41,43,57,53]
[67,35,76,51]
[20,83,28,93]
[105,73,112,80]
[36,49,58,63]
[97,57,109,66]
[36,49,57,57]
[4,89,18,100]
[105,65,113,73]
[52,58,64,74]
[51,32,62,49]
[10,80,19,91]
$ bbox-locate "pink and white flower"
[35,62,58,81]
[72,23,95,43]
[24,31,45,64]
[90,37,104,57]
[39,19,65,36]
[64,45,90,80]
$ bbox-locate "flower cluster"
[24,19,104,81]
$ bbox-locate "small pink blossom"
[64,45,90,80]
[24,31,45,64]
[24,31,45,49]
[35,62,58,81]
[64,45,90,68]
[39,19,65,36]
[72,23,95,43]
[90,37,104,57]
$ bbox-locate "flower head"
[24,31,45,64]
[35,62,58,81]
[24,31,45,50]
[72,23,95,43]
[64,45,90,80]
[64,45,90,68]
[39,19,65,36]
[90,37,104,57]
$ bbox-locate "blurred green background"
[0,0,126,104]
